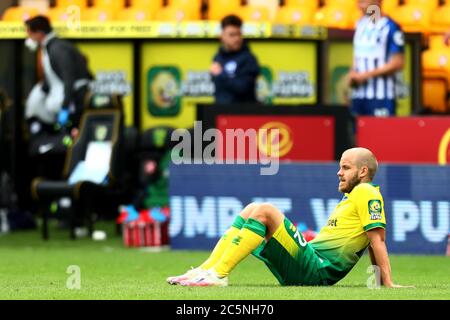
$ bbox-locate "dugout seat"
[2,6,39,21]
[31,93,128,240]
[274,6,314,25]
[208,0,241,21]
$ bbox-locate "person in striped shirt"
[348,0,405,116]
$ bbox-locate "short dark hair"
[221,14,242,30]
[25,15,52,34]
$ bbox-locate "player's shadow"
[232,284,369,288]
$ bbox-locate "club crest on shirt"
[368,200,382,220]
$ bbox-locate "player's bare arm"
[366,228,414,288]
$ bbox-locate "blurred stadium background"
[0,0,449,299]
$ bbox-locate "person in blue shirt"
[348,0,405,116]
[210,15,260,104]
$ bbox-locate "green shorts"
[252,218,328,286]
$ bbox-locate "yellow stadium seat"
[274,6,314,25]
[314,5,354,29]
[81,7,117,21]
[284,0,319,10]
[239,6,270,22]
[46,7,72,22]
[404,0,440,10]
[422,69,449,113]
[247,0,279,21]
[167,0,202,19]
[2,6,39,21]
[382,0,399,14]
[92,0,126,11]
[55,0,88,8]
[155,6,201,22]
[428,34,446,50]
[431,6,450,33]
[324,0,357,9]
[208,0,241,21]
[423,48,450,73]
[390,4,432,33]
[130,0,162,13]
[350,7,363,27]
[116,7,153,21]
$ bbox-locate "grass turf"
[0,221,449,300]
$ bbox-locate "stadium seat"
[81,7,117,22]
[168,0,202,19]
[208,0,241,21]
[430,6,450,33]
[155,6,201,22]
[422,47,450,76]
[313,5,355,29]
[1,6,39,21]
[428,35,446,50]
[130,0,163,13]
[55,0,88,8]
[422,69,450,113]
[324,0,358,8]
[46,7,72,23]
[247,0,279,21]
[92,0,126,11]
[390,4,432,33]
[31,94,126,240]
[116,8,154,22]
[404,0,440,10]
[382,0,399,14]
[284,0,319,11]
[239,6,271,23]
[274,6,314,25]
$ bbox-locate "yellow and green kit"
[253,183,386,286]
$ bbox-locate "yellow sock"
[199,216,246,270]
[212,218,266,277]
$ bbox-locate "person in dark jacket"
[24,15,93,134]
[211,15,260,104]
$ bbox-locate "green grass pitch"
[0,222,449,300]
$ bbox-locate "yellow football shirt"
[309,182,386,284]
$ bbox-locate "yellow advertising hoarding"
[76,42,134,126]
[140,40,318,130]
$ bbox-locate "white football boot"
[179,269,228,287]
[166,267,203,285]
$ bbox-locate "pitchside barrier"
[169,163,450,255]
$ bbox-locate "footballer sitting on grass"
[167,148,414,288]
